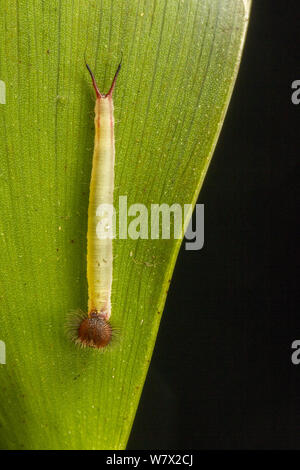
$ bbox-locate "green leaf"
[0,0,251,450]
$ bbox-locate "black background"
[128,0,300,450]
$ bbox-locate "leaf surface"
[0,0,251,449]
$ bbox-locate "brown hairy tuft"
[77,311,112,349]
[66,309,118,350]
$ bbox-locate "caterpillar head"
[77,311,112,349]
[66,309,115,350]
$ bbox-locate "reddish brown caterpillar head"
[77,311,112,349]
[66,309,116,350]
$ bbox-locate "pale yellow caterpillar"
[69,60,121,349]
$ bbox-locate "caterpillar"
[68,59,121,350]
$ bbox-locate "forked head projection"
[85,58,122,99]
